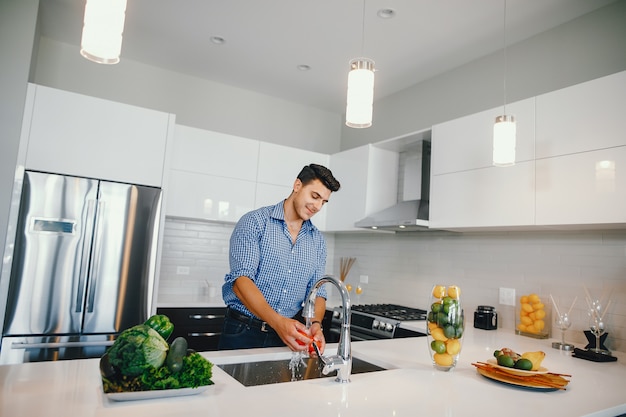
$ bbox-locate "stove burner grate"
[350,303,427,321]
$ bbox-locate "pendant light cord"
[360,0,366,56]
[502,0,508,114]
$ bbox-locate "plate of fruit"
[487,348,548,376]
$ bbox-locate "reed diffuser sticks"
[339,257,356,282]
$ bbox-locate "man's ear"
[293,178,302,192]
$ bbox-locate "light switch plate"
[177,266,190,275]
[499,287,516,306]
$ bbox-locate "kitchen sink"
[218,356,387,387]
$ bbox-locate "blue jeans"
[217,315,285,350]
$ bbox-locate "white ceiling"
[38,0,617,114]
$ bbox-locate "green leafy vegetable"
[102,352,213,393]
[106,324,168,377]
[144,314,174,341]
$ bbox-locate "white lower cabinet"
[430,162,535,229]
[536,146,626,226]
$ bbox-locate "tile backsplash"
[158,217,625,352]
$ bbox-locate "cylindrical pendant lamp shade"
[345,58,375,128]
[493,115,516,166]
[80,0,127,64]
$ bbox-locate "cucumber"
[165,337,188,374]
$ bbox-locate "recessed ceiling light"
[377,8,395,19]
[297,64,311,71]
[210,36,225,45]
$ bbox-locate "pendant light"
[493,0,516,166]
[346,1,375,128]
[80,0,127,64]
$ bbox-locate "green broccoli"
[107,324,168,377]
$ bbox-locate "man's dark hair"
[297,164,341,192]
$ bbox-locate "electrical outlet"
[499,287,516,306]
[360,275,369,284]
[176,266,190,275]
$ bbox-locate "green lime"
[514,358,533,371]
[431,340,446,354]
[454,326,464,338]
[493,349,502,358]
[436,312,449,326]
[431,302,442,313]
[443,296,454,305]
[497,354,515,368]
[443,324,456,339]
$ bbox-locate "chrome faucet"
[303,275,352,383]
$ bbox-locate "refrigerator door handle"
[76,199,97,313]
[10,340,115,349]
[86,200,105,313]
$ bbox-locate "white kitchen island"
[1,326,624,417]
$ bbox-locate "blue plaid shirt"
[222,201,328,319]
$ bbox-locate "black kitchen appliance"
[328,304,427,341]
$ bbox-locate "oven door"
[328,327,383,341]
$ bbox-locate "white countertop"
[1,327,624,417]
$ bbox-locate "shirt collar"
[271,200,317,233]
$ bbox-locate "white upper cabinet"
[535,71,626,227]
[325,145,399,231]
[536,71,626,158]
[170,125,259,181]
[430,98,536,229]
[255,142,329,229]
[23,84,173,187]
[166,125,259,222]
[431,98,535,175]
[535,146,626,226]
[430,162,535,229]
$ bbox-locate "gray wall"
[32,37,342,155]
[0,0,39,307]
[26,0,626,154]
[341,0,626,149]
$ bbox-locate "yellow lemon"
[528,294,541,304]
[532,302,545,310]
[428,322,439,332]
[432,285,446,299]
[520,295,529,304]
[433,353,454,367]
[430,327,448,342]
[522,303,534,313]
[535,309,546,319]
[534,320,545,331]
[521,316,533,326]
[447,285,461,299]
[517,323,527,332]
[446,338,461,355]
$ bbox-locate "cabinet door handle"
[188,314,225,320]
[188,332,222,337]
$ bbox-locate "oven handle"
[329,327,379,341]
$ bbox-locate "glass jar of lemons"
[426,284,465,371]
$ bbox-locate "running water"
[288,319,312,381]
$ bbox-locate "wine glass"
[588,307,607,354]
[552,313,574,351]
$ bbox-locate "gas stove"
[330,303,427,340]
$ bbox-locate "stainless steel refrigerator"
[0,171,162,364]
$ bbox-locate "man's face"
[292,178,331,221]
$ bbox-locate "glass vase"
[426,284,465,371]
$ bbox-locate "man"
[218,164,340,355]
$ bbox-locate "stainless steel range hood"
[355,139,431,232]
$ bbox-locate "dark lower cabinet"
[157,307,226,352]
